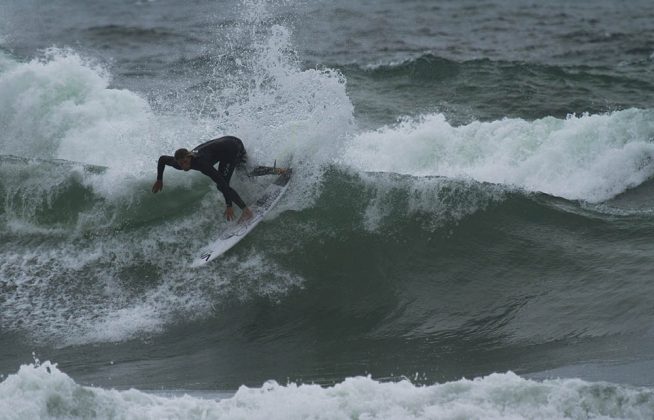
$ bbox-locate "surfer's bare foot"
[238,207,253,224]
[275,167,289,175]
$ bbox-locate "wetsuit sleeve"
[157,156,180,180]
[195,160,247,209]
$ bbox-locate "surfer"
[152,136,286,223]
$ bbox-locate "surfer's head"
[174,148,193,171]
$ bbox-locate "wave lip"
[343,109,654,203]
[1,362,653,420]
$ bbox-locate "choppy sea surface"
[1,0,654,418]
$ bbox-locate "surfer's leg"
[220,160,237,183]
[235,138,247,164]
[215,160,247,211]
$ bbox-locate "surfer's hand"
[238,207,253,224]
[225,206,235,221]
[152,180,163,193]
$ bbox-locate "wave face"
[4,78,654,347]
[2,0,654,408]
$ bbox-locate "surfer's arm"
[156,155,180,180]
[153,155,180,193]
[197,161,247,209]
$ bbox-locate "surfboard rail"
[190,170,292,267]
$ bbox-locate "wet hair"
[174,148,192,160]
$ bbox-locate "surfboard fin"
[249,160,286,177]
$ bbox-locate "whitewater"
[1,361,653,419]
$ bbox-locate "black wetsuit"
[157,136,248,209]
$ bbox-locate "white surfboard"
[191,171,292,267]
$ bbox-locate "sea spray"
[0,2,352,345]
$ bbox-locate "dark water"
[2,0,654,418]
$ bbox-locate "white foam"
[1,362,653,420]
[342,110,654,203]
[0,49,152,165]
[206,22,354,212]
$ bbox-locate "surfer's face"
[177,157,192,171]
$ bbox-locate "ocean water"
[1,0,654,418]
